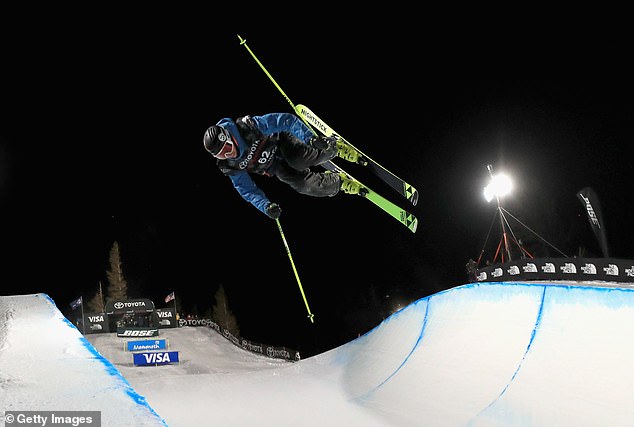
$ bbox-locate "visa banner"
[133,351,180,366]
[127,339,168,352]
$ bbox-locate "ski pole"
[237,34,296,110]
[239,33,315,322]
[237,34,315,129]
[275,218,315,323]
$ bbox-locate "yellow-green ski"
[296,104,419,206]
[320,161,418,233]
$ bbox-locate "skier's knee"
[291,181,314,196]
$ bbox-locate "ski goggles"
[213,128,237,159]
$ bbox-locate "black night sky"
[1,17,632,356]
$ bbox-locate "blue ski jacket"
[214,113,316,216]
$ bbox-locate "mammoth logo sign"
[127,339,168,352]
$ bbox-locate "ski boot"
[338,173,368,196]
[309,135,336,150]
[309,135,339,164]
[336,139,368,166]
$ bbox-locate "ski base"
[321,161,418,233]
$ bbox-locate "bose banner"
[117,327,159,338]
[577,187,609,257]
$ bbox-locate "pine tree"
[105,241,128,302]
[86,281,106,313]
[211,284,240,337]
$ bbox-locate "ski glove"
[265,202,282,220]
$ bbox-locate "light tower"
[477,164,567,267]
[483,164,514,262]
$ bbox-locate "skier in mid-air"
[203,112,363,219]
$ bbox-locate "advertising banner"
[106,298,155,315]
[133,351,179,366]
[83,312,109,334]
[178,318,212,327]
[155,308,177,328]
[117,327,159,338]
[475,257,634,283]
[126,339,168,352]
[577,187,609,257]
[208,320,301,361]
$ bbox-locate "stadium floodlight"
[478,164,564,265]
[483,164,514,262]
[484,166,513,202]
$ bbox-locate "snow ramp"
[138,281,634,426]
[0,293,166,426]
[325,281,634,426]
[6,283,634,426]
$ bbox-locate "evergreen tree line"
[83,241,239,337]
